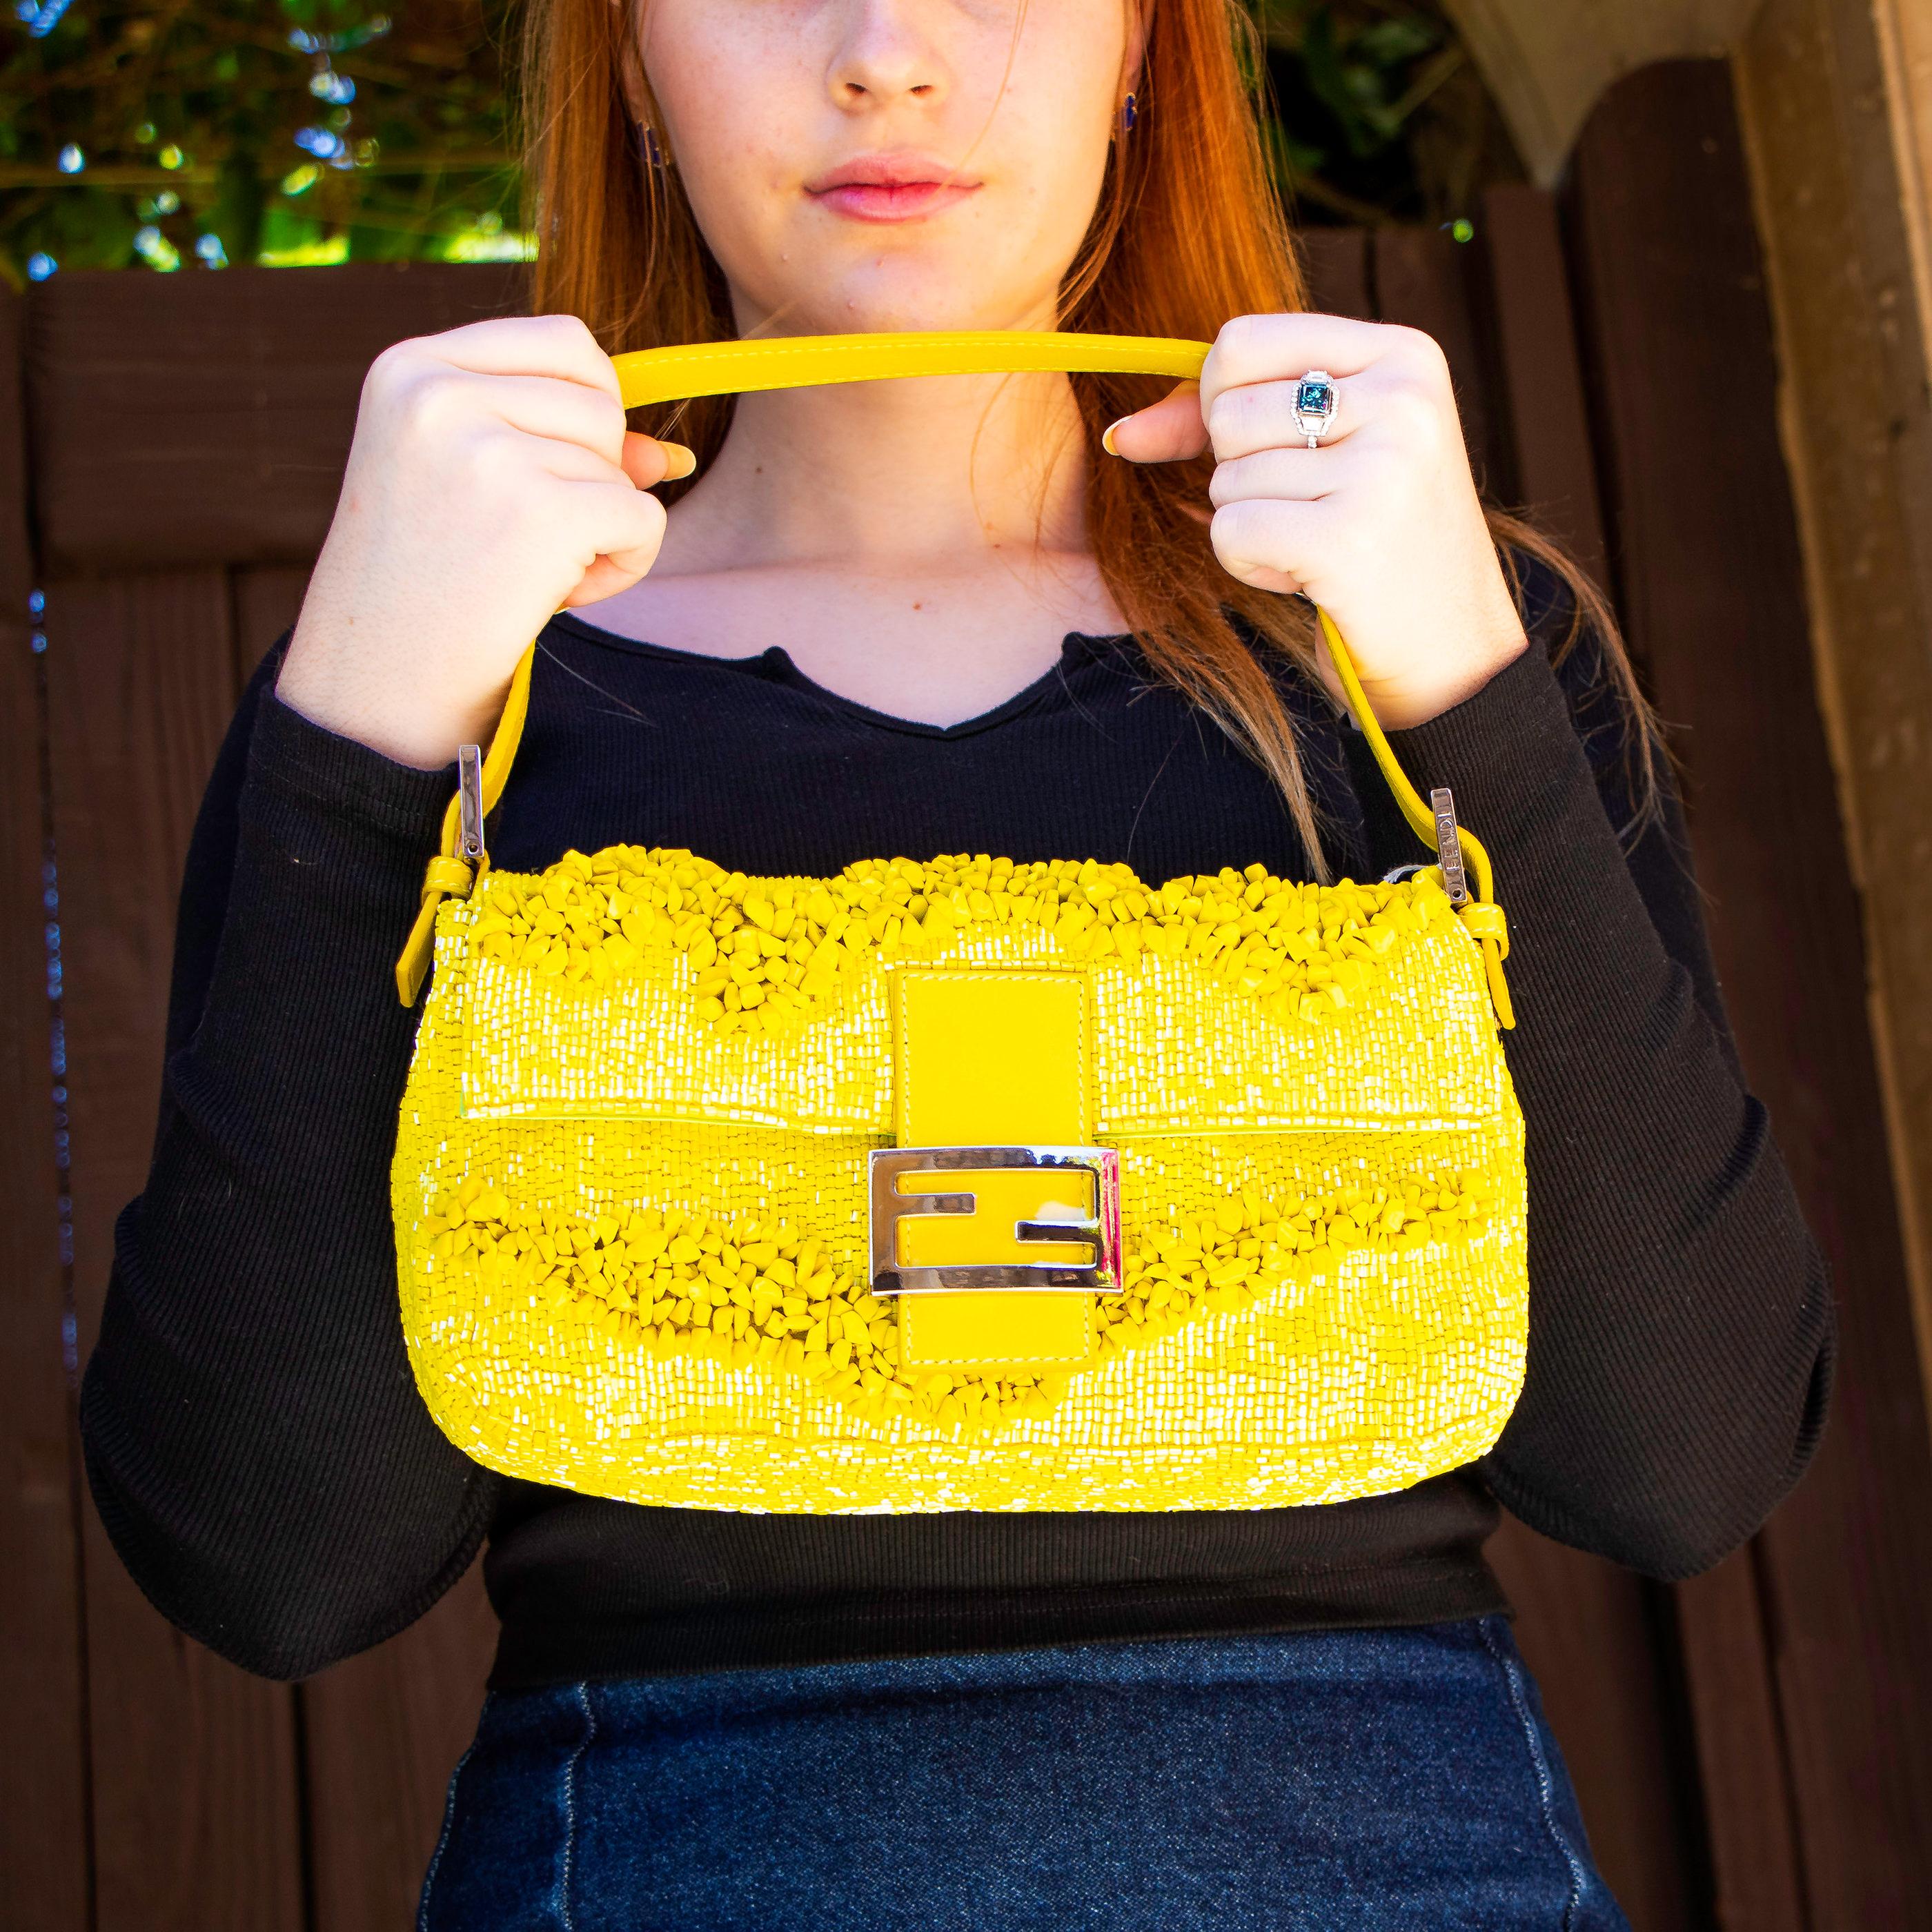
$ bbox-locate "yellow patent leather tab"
[899,1289,1091,1370]
[1457,900,1508,956]
[891,969,1096,1372]
[893,969,1089,1144]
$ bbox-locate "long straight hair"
[520,0,1653,874]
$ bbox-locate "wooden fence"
[3,58,1930,1932]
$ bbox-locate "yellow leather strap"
[395,641,538,1005]
[611,330,1210,408]
[393,331,1512,1027]
[1317,607,1515,1028]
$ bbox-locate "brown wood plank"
[303,1564,497,1932]
[42,569,305,1932]
[1736,0,1932,1426]
[1477,184,1611,591]
[1369,225,1506,494]
[79,1597,304,1932]
[0,283,93,1932]
[1298,226,1374,321]
[28,264,523,578]
[1675,1555,1806,1932]
[43,570,239,1337]
[231,564,312,686]
[1487,1521,1707,1931]
[1569,57,1932,1929]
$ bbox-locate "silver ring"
[1293,370,1338,448]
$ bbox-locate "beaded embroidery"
[418,1165,1503,1428]
[470,849,1444,1033]
[393,849,1528,1514]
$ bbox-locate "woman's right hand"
[278,314,689,769]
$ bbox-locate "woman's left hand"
[1106,312,1529,730]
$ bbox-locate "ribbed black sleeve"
[1358,627,1833,1575]
[81,659,501,1677]
[81,563,1833,1684]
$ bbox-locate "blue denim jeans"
[420,1616,1630,1931]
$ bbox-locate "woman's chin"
[745,283,1054,341]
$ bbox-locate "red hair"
[520,0,1651,871]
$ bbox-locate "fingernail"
[1101,419,1126,457]
[657,440,697,481]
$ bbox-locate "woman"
[81,0,1833,1922]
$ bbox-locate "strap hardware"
[1317,607,1514,1029]
[1430,786,1469,907]
[869,1145,1124,1295]
[394,648,539,1007]
[457,743,487,866]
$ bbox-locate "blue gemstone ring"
[1292,371,1339,448]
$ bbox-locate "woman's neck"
[574,321,1130,728]
[654,366,1093,577]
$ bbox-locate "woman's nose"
[826,0,949,110]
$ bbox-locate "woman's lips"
[812,179,978,221]
[805,159,980,223]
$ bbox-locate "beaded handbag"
[389,333,1524,1514]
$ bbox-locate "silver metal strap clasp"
[868,1145,1123,1296]
[1430,785,1469,907]
[457,743,486,867]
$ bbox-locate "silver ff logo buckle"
[867,1145,1123,1296]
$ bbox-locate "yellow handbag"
[389,332,1526,1515]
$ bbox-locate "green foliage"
[1,0,523,284]
[0,0,1517,285]
[1253,0,1523,224]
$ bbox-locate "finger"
[1214,558,1306,598]
[566,553,658,608]
[460,373,631,464]
[560,476,669,585]
[1208,444,1340,508]
[1209,496,1325,594]
[1199,311,1429,414]
[514,428,633,490]
[1103,382,1208,464]
[508,424,668,493]
[1203,374,1361,464]
[421,313,622,402]
[619,432,698,490]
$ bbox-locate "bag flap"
[444,851,1508,1134]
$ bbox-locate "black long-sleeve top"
[80,558,1833,1685]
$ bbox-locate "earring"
[638,122,667,170]
[1121,92,1138,134]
